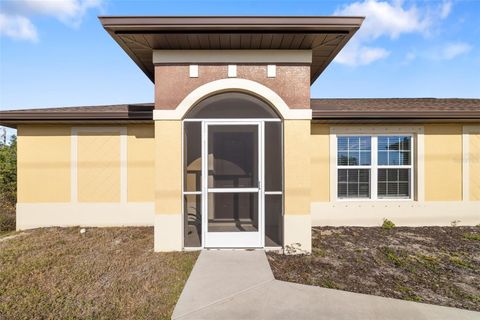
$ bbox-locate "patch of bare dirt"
[267,226,480,311]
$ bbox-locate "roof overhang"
[2,99,479,128]
[99,16,364,84]
[0,104,153,128]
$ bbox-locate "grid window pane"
[348,151,361,166]
[338,152,349,165]
[338,135,413,200]
[378,168,410,198]
[338,137,349,151]
[338,169,370,199]
[360,151,371,165]
[377,136,412,166]
[337,136,371,166]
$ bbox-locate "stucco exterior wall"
[127,124,155,202]
[77,131,121,202]
[310,124,330,202]
[155,64,311,110]
[283,120,312,252]
[154,120,183,251]
[309,123,480,227]
[16,124,155,230]
[467,129,480,201]
[17,125,71,203]
[424,124,463,201]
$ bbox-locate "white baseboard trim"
[16,202,155,230]
[311,201,480,227]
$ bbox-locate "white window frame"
[336,135,373,199]
[376,134,414,200]
[330,126,424,202]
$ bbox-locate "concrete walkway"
[172,250,479,320]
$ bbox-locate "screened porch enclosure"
[182,92,283,248]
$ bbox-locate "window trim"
[330,126,424,202]
[337,136,372,199]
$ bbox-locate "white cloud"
[436,42,472,60]
[0,13,38,42]
[440,0,452,19]
[0,0,103,42]
[333,0,454,66]
[336,43,390,66]
[335,0,430,41]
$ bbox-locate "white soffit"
[153,50,313,64]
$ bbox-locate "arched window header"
[185,92,280,119]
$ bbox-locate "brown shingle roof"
[1,99,479,127]
[0,103,153,126]
[311,98,480,119]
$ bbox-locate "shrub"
[0,136,17,233]
[382,218,395,230]
[0,212,16,233]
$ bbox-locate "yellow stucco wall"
[77,131,121,202]
[127,124,155,202]
[469,131,480,200]
[424,124,463,201]
[284,120,311,214]
[310,124,330,202]
[17,124,156,204]
[17,125,71,203]
[155,121,182,214]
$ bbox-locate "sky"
[1,0,480,138]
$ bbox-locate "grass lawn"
[0,227,199,319]
[268,226,480,311]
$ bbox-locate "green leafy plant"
[463,232,480,241]
[449,256,473,269]
[382,218,395,230]
[0,136,17,232]
[382,247,405,267]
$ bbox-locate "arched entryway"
[183,92,283,248]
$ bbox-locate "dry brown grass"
[0,227,199,319]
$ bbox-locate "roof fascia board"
[153,50,312,64]
[99,16,365,30]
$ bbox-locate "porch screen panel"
[184,122,202,192]
[264,122,283,247]
[184,195,202,247]
[183,122,202,247]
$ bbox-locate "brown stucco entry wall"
[154,64,311,110]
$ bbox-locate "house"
[1,16,479,253]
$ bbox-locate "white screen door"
[202,121,264,248]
